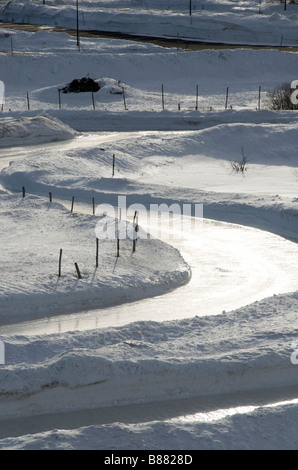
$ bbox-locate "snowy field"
[1,0,298,46]
[0,0,298,451]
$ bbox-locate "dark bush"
[60,76,101,94]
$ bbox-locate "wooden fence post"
[117,236,120,257]
[122,87,127,110]
[58,248,62,277]
[75,262,82,279]
[71,196,75,213]
[96,237,99,268]
[133,223,138,253]
[225,87,229,110]
[112,154,115,176]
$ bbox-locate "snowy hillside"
[1,0,298,46]
[0,193,190,325]
[0,0,298,452]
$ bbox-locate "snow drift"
[0,115,78,148]
[0,193,190,325]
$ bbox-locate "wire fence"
[1,83,269,114]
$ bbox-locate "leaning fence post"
[122,87,127,110]
[22,186,25,197]
[26,92,30,111]
[71,196,75,213]
[133,210,138,225]
[75,262,82,279]
[133,223,138,253]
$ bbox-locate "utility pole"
[76,0,80,50]
[189,0,192,15]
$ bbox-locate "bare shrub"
[267,82,298,110]
[231,146,249,173]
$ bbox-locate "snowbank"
[0,290,298,422]
[0,115,77,147]
[1,46,298,116]
[0,193,190,325]
[1,399,298,449]
[1,116,298,242]
[1,24,298,121]
[0,13,298,450]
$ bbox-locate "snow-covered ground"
[0,192,190,325]
[0,114,77,147]
[1,0,298,46]
[0,0,298,451]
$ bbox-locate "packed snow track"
[0,132,297,335]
